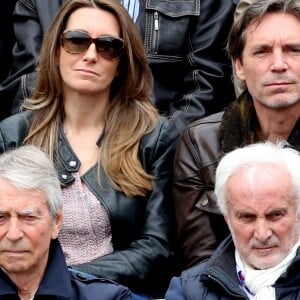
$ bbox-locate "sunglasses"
[61,30,124,60]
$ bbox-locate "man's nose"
[253,218,272,242]
[270,50,288,72]
[6,219,24,241]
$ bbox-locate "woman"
[0,0,178,297]
[1,0,235,131]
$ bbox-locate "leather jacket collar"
[220,90,300,154]
[55,125,105,186]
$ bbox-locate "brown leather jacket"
[173,112,229,269]
[173,91,300,269]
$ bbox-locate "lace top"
[58,172,113,265]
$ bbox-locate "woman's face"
[58,7,122,98]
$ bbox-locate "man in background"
[0,145,131,299]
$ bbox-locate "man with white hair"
[0,145,132,299]
[167,142,300,299]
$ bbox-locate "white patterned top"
[58,172,113,265]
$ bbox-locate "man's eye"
[238,214,255,222]
[268,211,284,221]
[290,48,300,54]
[253,50,268,56]
[22,215,37,222]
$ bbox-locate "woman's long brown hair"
[24,0,159,197]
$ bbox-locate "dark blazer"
[0,239,132,300]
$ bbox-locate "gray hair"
[227,0,300,61]
[215,142,300,215]
[0,145,62,217]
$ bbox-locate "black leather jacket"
[0,1,16,83]
[136,0,236,131]
[0,0,236,131]
[0,111,179,297]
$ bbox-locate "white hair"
[0,145,62,217]
[215,141,300,215]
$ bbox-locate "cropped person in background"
[0,0,236,131]
[0,0,16,82]
[135,0,236,131]
[235,0,256,19]
[0,0,179,297]
[173,0,300,270]
[0,145,132,300]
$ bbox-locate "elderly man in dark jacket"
[173,0,300,270]
[0,0,235,131]
[0,145,131,300]
[167,142,300,299]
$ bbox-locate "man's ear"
[51,210,63,240]
[234,57,246,81]
[224,215,228,223]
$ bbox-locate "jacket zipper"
[151,11,159,53]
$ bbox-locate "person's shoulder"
[155,117,179,133]
[0,111,33,149]
[0,111,33,127]
[69,269,132,300]
[0,111,33,135]
[188,111,224,130]
[169,262,208,289]
[179,111,223,146]
[143,117,180,146]
[166,262,208,300]
[181,262,207,281]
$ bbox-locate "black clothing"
[0,111,179,297]
[0,0,235,131]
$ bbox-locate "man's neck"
[1,264,46,300]
[254,101,300,142]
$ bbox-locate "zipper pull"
[154,11,159,31]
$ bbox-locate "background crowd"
[3,1,300,300]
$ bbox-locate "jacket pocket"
[144,0,200,56]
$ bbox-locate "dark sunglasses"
[61,30,124,60]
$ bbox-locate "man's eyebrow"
[251,42,300,49]
[234,211,255,217]
[18,209,44,216]
[250,43,271,51]
[266,208,287,215]
[0,209,43,215]
[19,209,36,214]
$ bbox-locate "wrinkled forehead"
[225,164,296,212]
[245,12,300,45]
